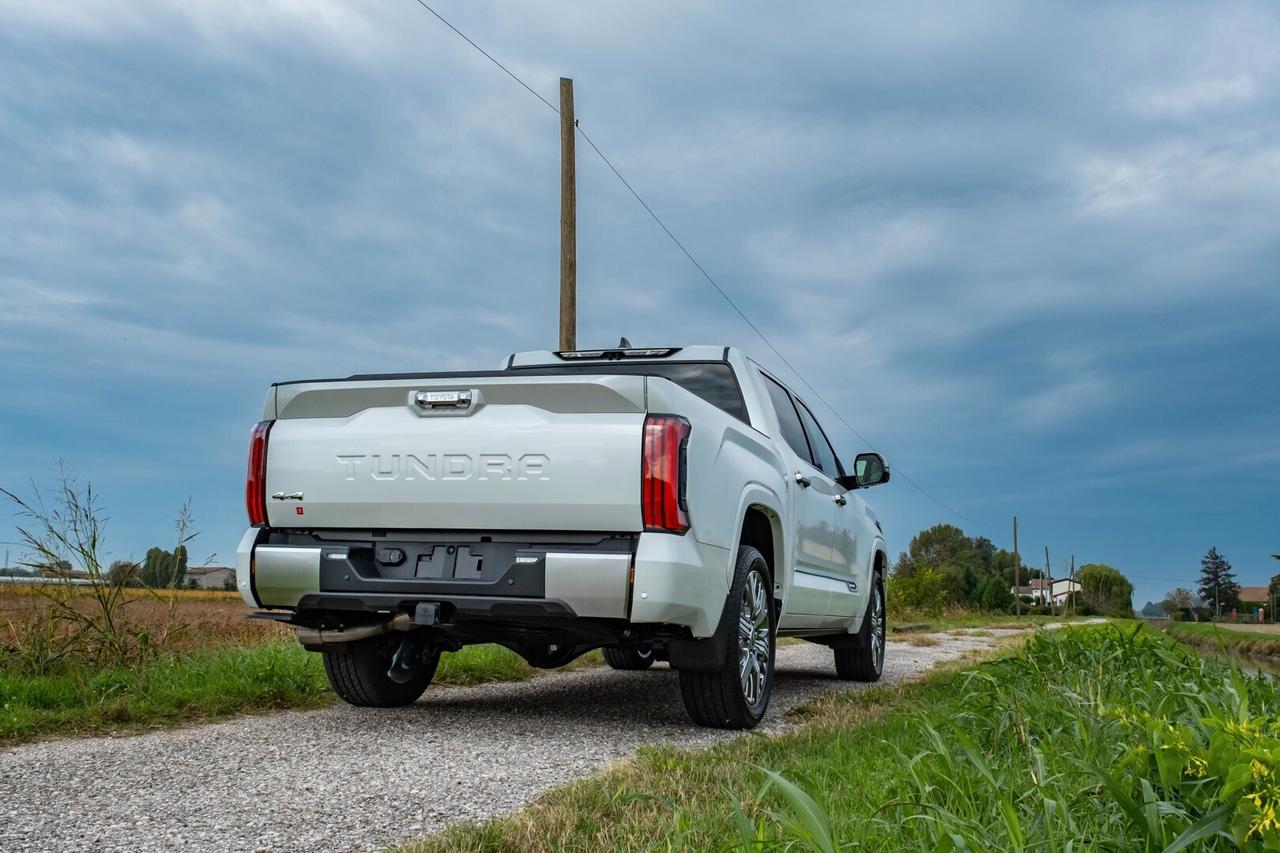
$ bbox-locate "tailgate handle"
[414,390,473,410]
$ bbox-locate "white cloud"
[1132,75,1258,117]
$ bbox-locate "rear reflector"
[245,421,273,527]
[641,414,691,534]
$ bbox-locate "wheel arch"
[731,485,785,602]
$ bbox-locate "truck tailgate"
[264,374,646,531]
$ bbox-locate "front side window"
[795,399,840,477]
[761,374,813,465]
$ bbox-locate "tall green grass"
[415,625,1280,851]
[0,641,600,745]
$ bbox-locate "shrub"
[887,566,948,617]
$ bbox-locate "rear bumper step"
[247,536,634,620]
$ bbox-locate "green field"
[0,641,598,746]
[410,624,1280,851]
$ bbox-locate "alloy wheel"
[870,586,885,671]
[737,568,771,706]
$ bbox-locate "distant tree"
[1162,587,1196,620]
[891,551,916,578]
[1197,547,1241,619]
[222,574,238,592]
[908,524,985,604]
[140,546,189,588]
[39,557,75,577]
[1140,601,1164,618]
[970,536,997,571]
[1079,563,1133,617]
[107,560,140,588]
[172,545,188,587]
[980,576,1014,612]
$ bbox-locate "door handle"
[793,471,811,488]
[833,494,847,506]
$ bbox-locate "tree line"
[889,523,1133,617]
[1145,547,1280,621]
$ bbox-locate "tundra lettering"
[335,452,550,481]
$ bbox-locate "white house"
[1011,577,1081,607]
[185,566,235,589]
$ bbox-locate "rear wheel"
[603,647,656,670]
[834,574,885,682]
[678,545,775,729]
[322,632,439,707]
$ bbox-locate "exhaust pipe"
[297,612,412,645]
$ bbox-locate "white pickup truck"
[237,345,890,729]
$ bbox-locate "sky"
[1,1,1277,609]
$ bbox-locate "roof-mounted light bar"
[555,347,682,360]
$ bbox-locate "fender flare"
[728,482,786,595]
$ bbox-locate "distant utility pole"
[1045,545,1053,614]
[559,77,577,352]
[1069,554,1075,617]
[1012,516,1020,616]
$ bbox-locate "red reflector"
[642,415,691,534]
[245,421,273,527]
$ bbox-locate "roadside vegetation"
[413,625,1280,852]
[1165,621,1280,660]
[0,471,599,745]
[889,523,1135,619]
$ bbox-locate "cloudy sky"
[1,1,1277,607]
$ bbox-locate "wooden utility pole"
[1044,545,1053,614]
[559,77,577,352]
[1012,516,1020,616]
[1069,554,1076,617]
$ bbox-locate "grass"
[1165,620,1280,658]
[0,588,291,656]
[0,640,603,746]
[889,607,1084,635]
[408,624,1280,851]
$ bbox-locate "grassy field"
[889,606,1085,634]
[0,587,603,745]
[1165,620,1280,658]
[0,587,292,655]
[410,624,1280,851]
[0,638,602,746]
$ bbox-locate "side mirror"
[840,452,889,490]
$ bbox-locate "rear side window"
[646,363,748,423]
[795,399,840,477]
[761,374,813,465]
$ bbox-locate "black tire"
[603,647,656,671]
[835,573,885,682]
[322,633,439,707]
[678,545,775,729]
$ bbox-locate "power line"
[406,0,995,530]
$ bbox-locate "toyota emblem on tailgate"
[415,390,473,409]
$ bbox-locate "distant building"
[1239,586,1269,615]
[1011,577,1081,607]
[185,566,236,589]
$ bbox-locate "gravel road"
[0,633,999,852]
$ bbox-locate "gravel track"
[0,634,998,852]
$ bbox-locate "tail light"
[245,421,273,527]
[642,415,691,534]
